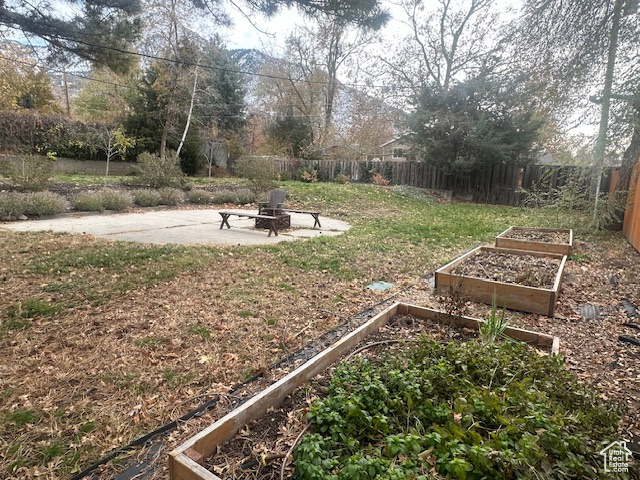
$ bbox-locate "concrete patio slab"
[0,208,351,246]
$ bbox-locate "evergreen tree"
[265,110,314,158]
[408,80,543,172]
[0,1,142,73]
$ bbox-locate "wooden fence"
[274,159,617,207]
[623,163,640,253]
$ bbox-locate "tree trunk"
[592,0,624,203]
[160,115,170,161]
[176,66,199,157]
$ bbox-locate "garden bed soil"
[435,246,566,316]
[451,249,561,288]
[495,226,573,255]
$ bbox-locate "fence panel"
[266,158,615,207]
[623,163,640,253]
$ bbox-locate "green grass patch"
[569,253,591,263]
[188,324,211,340]
[4,409,38,428]
[4,298,61,334]
[277,282,296,292]
[163,369,196,386]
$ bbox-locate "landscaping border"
[495,226,573,255]
[434,246,567,316]
[168,302,559,480]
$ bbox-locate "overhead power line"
[8,35,414,92]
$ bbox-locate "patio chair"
[258,189,288,217]
[256,189,290,230]
[258,189,322,229]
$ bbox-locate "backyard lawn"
[0,179,637,479]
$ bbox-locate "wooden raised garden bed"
[168,302,559,480]
[435,246,567,316]
[495,226,573,255]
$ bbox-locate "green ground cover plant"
[294,340,621,480]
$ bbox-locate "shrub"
[0,192,26,218]
[393,185,436,203]
[210,189,237,204]
[99,189,132,211]
[334,173,349,184]
[72,192,104,212]
[371,172,389,186]
[296,166,318,183]
[158,187,184,206]
[209,188,256,205]
[24,192,67,216]
[522,169,625,232]
[235,156,279,193]
[301,169,318,183]
[0,154,55,191]
[279,171,292,181]
[136,151,185,188]
[133,189,161,207]
[234,187,255,204]
[0,111,105,160]
[187,189,213,204]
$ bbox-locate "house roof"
[380,133,410,148]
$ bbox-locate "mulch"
[502,228,569,244]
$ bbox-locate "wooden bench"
[281,209,321,228]
[218,211,280,237]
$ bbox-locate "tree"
[340,90,398,160]
[95,126,135,185]
[1,0,388,72]
[407,80,543,172]
[265,109,314,157]
[257,34,327,152]
[312,16,379,139]
[514,0,640,195]
[513,0,640,226]
[74,68,133,122]
[380,0,508,102]
[0,41,57,111]
[0,1,142,73]
[197,41,247,137]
